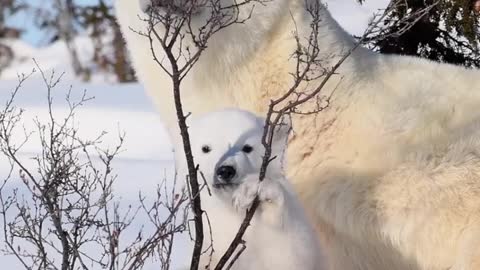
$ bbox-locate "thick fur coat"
[116,0,480,269]
[175,109,325,269]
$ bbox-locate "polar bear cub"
[174,108,326,270]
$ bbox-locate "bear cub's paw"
[231,174,285,214]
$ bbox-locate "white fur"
[116,0,480,269]
[175,109,325,270]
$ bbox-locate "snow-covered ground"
[0,1,388,268]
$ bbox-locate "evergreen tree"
[30,0,135,82]
[361,0,480,68]
[77,0,135,82]
[0,0,26,72]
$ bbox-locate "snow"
[327,0,391,35]
[0,1,388,269]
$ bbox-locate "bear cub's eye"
[242,144,253,153]
[201,145,211,153]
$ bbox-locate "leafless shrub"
[0,61,189,270]
[133,1,270,268]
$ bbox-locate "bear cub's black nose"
[216,165,236,182]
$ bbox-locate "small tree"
[17,0,135,82]
[77,0,136,82]
[0,0,26,73]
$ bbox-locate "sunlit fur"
[116,0,480,269]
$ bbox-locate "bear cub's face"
[177,109,288,190]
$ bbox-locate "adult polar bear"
[116,0,480,269]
